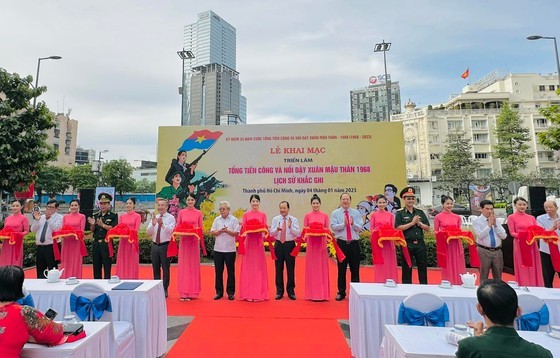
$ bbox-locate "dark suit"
[91,210,118,279]
[456,326,552,358]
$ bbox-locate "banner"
[157,122,407,221]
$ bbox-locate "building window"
[473,133,489,143]
[471,120,487,130]
[430,153,441,160]
[541,168,556,176]
[534,118,548,128]
[429,134,440,144]
[432,169,442,177]
[477,168,492,178]
[538,151,555,162]
[54,129,60,139]
[428,121,438,130]
[475,153,488,159]
[539,85,546,91]
[550,85,556,91]
[447,120,463,131]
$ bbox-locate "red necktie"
[280,217,287,243]
[155,217,162,244]
[344,210,352,241]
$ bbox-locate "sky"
[1,0,559,162]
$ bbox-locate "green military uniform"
[457,326,552,358]
[91,193,118,279]
[394,186,430,284]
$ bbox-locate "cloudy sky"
[1,0,558,162]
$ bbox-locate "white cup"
[63,315,77,324]
[507,280,519,288]
[110,275,120,282]
[385,279,396,286]
[453,324,469,336]
[67,276,77,283]
[441,280,451,287]
[550,325,560,333]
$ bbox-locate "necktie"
[39,219,48,244]
[489,226,496,248]
[344,210,352,241]
[155,217,162,244]
[280,217,287,243]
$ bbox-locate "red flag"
[461,68,469,79]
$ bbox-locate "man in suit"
[456,279,552,358]
[88,193,118,279]
[31,199,63,278]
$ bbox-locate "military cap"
[98,192,112,203]
[399,186,416,199]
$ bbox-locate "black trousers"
[151,242,171,291]
[540,251,560,288]
[92,240,112,279]
[36,244,57,279]
[274,240,296,295]
[214,251,236,295]
[337,239,361,295]
[401,240,427,284]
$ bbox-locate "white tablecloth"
[349,283,560,358]
[22,321,110,358]
[381,325,560,358]
[25,279,167,358]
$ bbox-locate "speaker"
[79,189,95,230]
[527,186,546,218]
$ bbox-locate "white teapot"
[459,272,476,287]
[44,268,64,282]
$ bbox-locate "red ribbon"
[52,226,87,259]
[517,225,558,269]
[291,222,346,262]
[106,224,139,255]
[535,229,560,272]
[0,228,24,260]
[371,226,412,268]
[435,227,480,268]
[169,222,207,257]
[237,219,275,260]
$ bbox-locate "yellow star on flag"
[195,136,206,143]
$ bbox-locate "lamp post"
[374,40,392,121]
[33,56,62,109]
[527,35,560,87]
[177,49,195,125]
[97,150,108,184]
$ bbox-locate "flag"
[461,68,469,79]
[178,130,223,151]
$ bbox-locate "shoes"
[275,294,283,300]
[335,293,346,301]
[228,294,234,300]
[214,294,223,300]
[288,294,296,300]
[180,297,191,302]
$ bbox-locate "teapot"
[459,272,477,287]
[44,268,65,282]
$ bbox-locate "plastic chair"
[398,293,449,327]
[70,283,136,358]
[461,216,470,228]
[516,294,549,332]
[467,215,478,227]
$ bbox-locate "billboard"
[157,122,407,225]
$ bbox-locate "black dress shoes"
[228,294,235,300]
[288,294,296,300]
[275,294,283,300]
[214,294,223,300]
[335,293,346,301]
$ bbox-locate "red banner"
[52,226,87,260]
[169,222,207,257]
[106,224,139,256]
[371,226,411,268]
[0,229,24,260]
[292,222,346,262]
[436,228,479,268]
[237,219,275,260]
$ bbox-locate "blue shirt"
[330,207,363,241]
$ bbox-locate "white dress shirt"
[146,212,176,243]
[330,207,363,241]
[211,214,240,252]
[473,214,507,248]
[536,213,560,254]
[270,214,300,242]
[30,212,63,245]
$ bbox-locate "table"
[25,279,167,358]
[349,283,560,358]
[381,325,560,358]
[22,321,110,358]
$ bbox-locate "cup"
[67,276,77,283]
[550,325,560,333]
[507,280,519,288]
[385,279,396,286]
[63,315,77,324]
[453,324,469,336]
[441,280,451,287]
[110,275,120,283]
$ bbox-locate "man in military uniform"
[394,186,430,284]
[88,193,118,279]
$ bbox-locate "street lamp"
[177,49,195,125]
[527,35,560,87]
[374,40,392,121]
[97,150,108,184]
[33,55,62,109]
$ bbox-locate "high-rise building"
[350,80,401,122]
[75,147,95,165]
[182,10,245,125]
[46,113,78,167]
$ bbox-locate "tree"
[0,68,57,194]
[134,178,156,193]
[68,164,98,193]
[493,103,532,178]
[35,165,70,203]
[101,159,135,199]
[440,130,481,207]
[537,89,560,150]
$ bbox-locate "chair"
[495,217,505,226]
[516,294,549,332]
[467,215,478,227]
[398,293,449,327]
[70,283,136,358]
[461,216,470,228]
[16,287,35,307]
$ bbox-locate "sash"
[0,228,24,260]
[51,226,87,260]
[516,304,549,331]
[533,226,560,272]
[106,223,139,256]
[517,226,545,268]
[435,228,480,268]
[169,222,207,257]
[398,302,450,327]
[237,219,275,260]
[70,292,112,321]
[292,222,346,262]
[371,226,411,268]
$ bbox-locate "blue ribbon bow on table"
[516,304,549,331]
[16,294,35,308]
[70,293,112,321]
[398,303,450,327]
